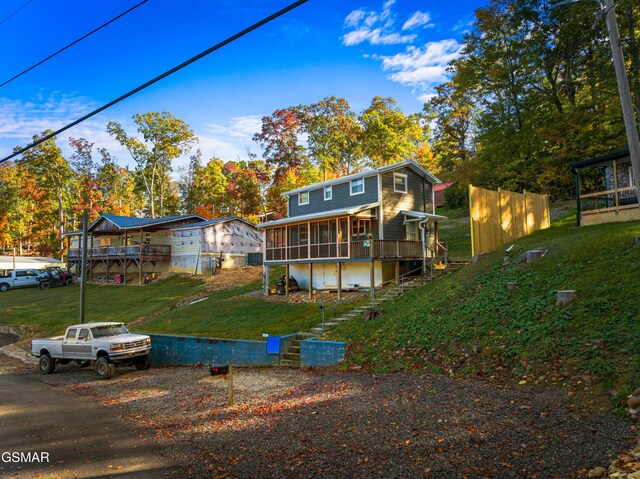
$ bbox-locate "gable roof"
[281,160,441,197]
[434,181,454,192]
[171,216,259,231]
[88,214,206,232]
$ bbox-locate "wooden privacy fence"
[469,186,550,256]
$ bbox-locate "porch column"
[308,263,313,299]
[285,264,290,298]
[139,229,143,285]
[263,264,270,296]
[337,262,342,300]
[613,159,619,212]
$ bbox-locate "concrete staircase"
[280,261,469,367]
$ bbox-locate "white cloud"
[341,0,415,47]
[0,92,133,165]
[198,115,262,162]
[342,28,416,47]
[379,40,462,88]
[402,11,433,31]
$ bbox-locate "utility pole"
[603,0,640,205]
[79,213,88,324]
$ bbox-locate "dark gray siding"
[381,167,434,240]
[288,176,379,217]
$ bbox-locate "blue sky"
[0,0,485,171]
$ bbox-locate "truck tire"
[0,283,9,292]
[39,281,50,290]
[134,355,151,371]
[95,357,115,379]
[39,354,56,374]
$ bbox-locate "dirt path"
[0,369,183,478]
[15,361,634,479]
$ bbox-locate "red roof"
[434,182,454,192]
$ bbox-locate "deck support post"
[263,264,270,296]
[308,263,313,299]
[337,262,342,300]
[139,229,143,285]
[370,260,375,308]
[395,261,400,285]
[285,264,290,298]
[123,231,128,285]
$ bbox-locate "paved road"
[0,372,183,478]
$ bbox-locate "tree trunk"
[58,192,65,254]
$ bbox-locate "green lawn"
[1,276,207,337]
[328,215,640,410]
[1,269,321,340]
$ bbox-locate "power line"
[1,0,149,88]
[0,0,309,167]
[0,0,33,27]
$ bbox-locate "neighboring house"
[67,214,206,284]
[570,148,639,226]
[434,182,455,208]
[170,217,263,273]
[258,160,447,295]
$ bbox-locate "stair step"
[284,353,300,360]
[324,322,339,327]
[310,327,325,334]
[289,346,300,353]
[280,359,300,367]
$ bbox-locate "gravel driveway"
[12,359,634,479]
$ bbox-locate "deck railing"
[266,239,424,262]
[68,244,171,259]
[580,186,638,214]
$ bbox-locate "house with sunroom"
[258,160,449,296]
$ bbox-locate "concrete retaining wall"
[300,339,346,368]
[0,324,33,337]
[147,333,346,368]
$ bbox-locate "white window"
[406,221,419,241]
[351,178,365,195]
[324,186,332,201]
[394,173,408,193]
[299,191,309,205]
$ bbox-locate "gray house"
[258,160,447,295]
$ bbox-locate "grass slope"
[2,269,319,340]
[1,276,206,337]
[328,215,640,410]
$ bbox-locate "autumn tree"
[107,112,197,218]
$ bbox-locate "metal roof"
[258,202,380,228]
[171,216,259,231]
[88,214,206,232]
[281,160,441,196]
[401,210,448,221]
[569,148,630,170]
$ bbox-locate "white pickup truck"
[0,269,42,292]
[31,322,152,379]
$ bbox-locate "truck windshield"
[91,325,129,338]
